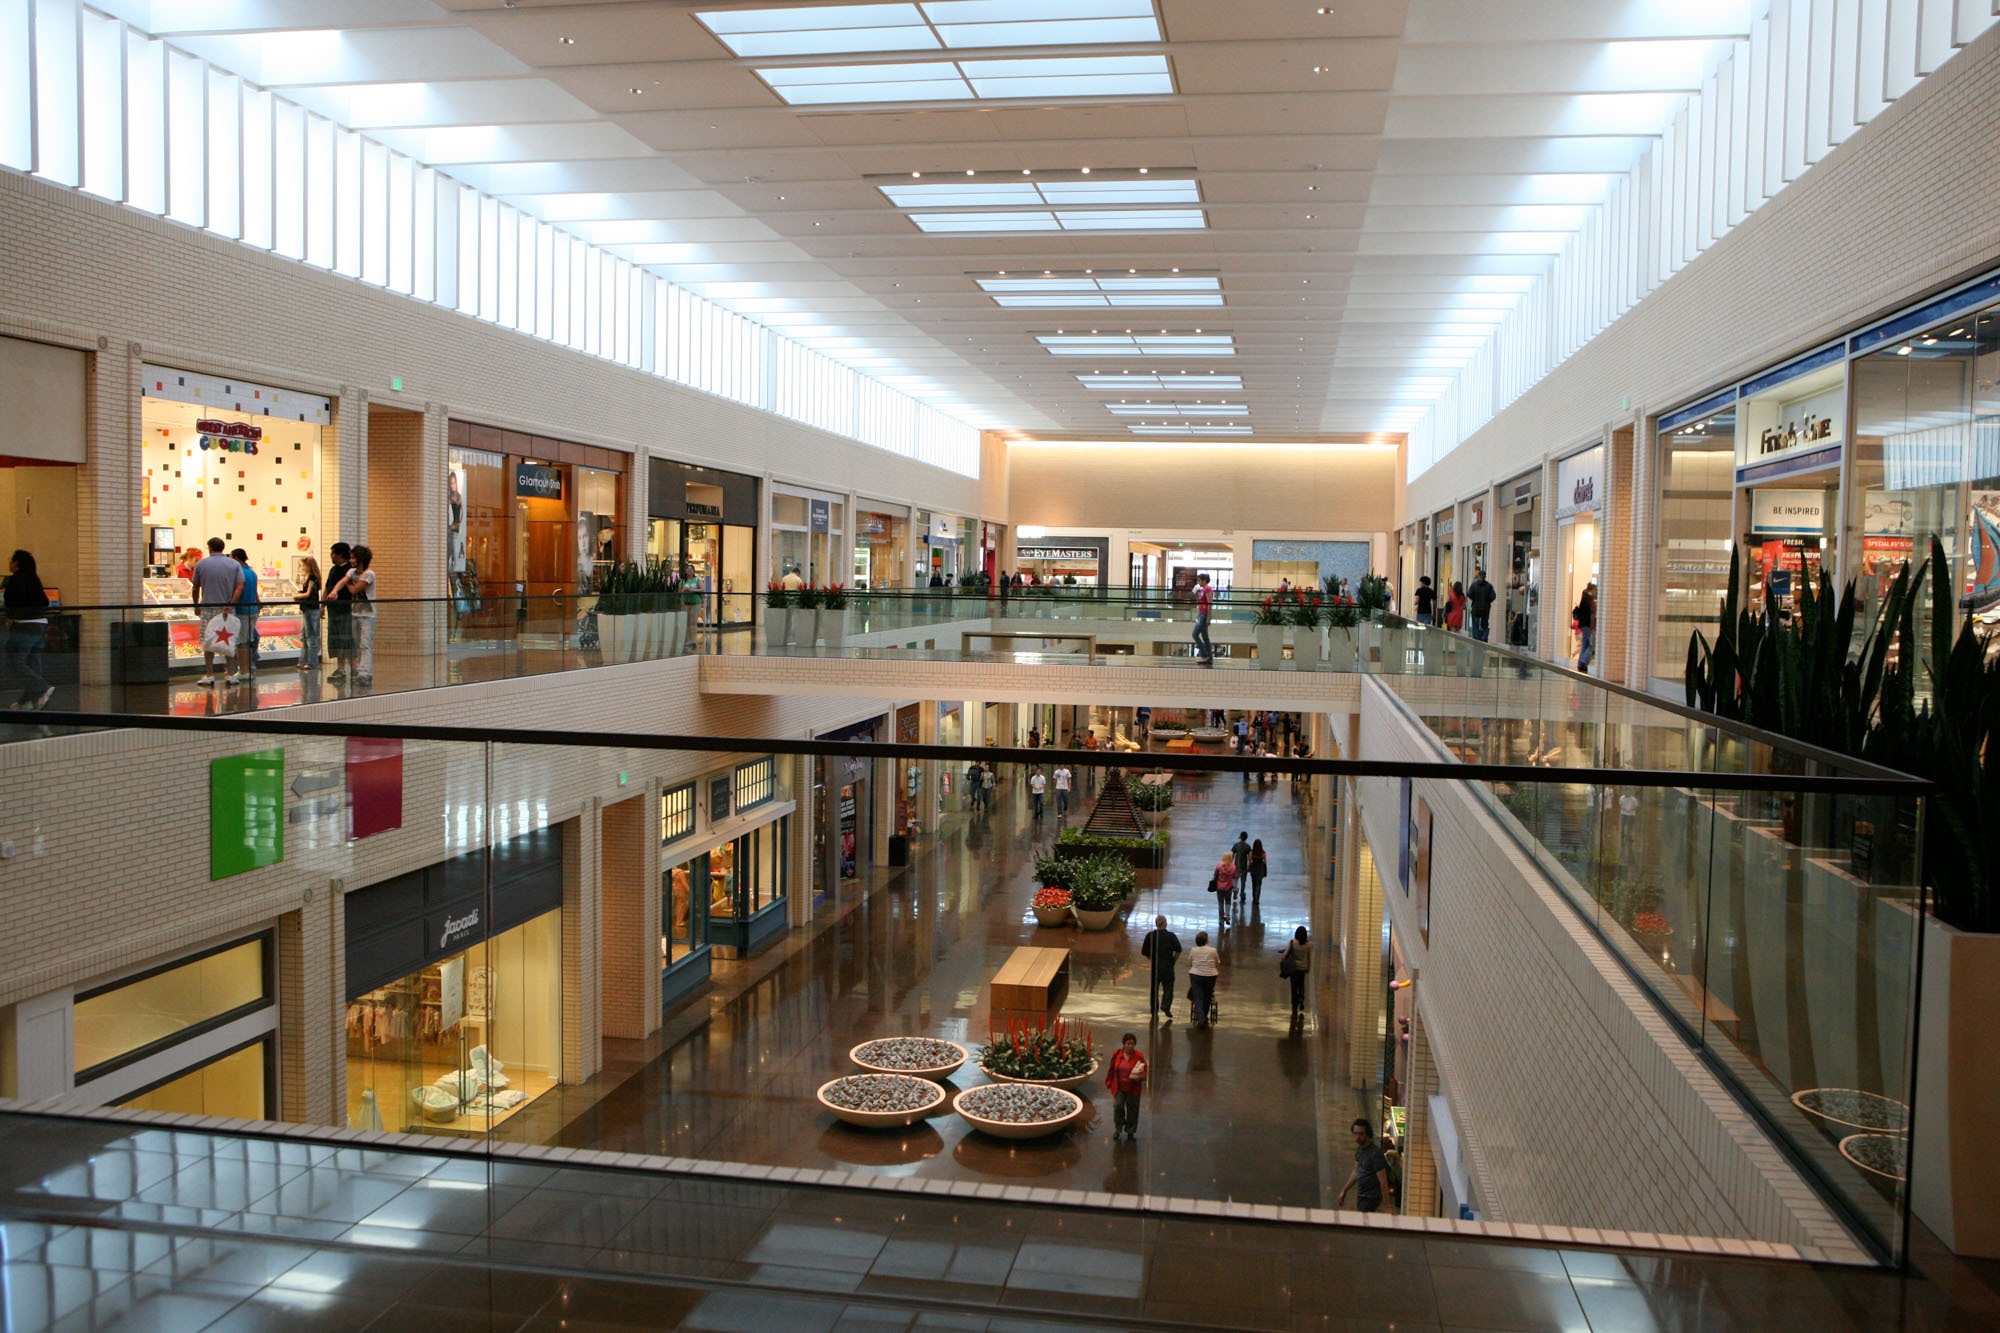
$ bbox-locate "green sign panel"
[211,748,285,879]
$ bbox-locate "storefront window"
[1735,361,1845,624]
[450,445,509,626]
[1500,481,1541,651]
[853,507,907,590]
[345,912,563,1135]
[1651,410,1736,682]
[448,424,625,614]
[74,936,269,1077]
[1847,301,2000,680]
[772,490,843,585]
[118,1040,268,1118]
[1431,509,1455,592]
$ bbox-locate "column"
[1400,1003,1440,1217]
[325,387,368,551]
[625,451,649,564]
[561,808,604,1085]
[917,701,940,836]
[79,339,140,604]
[1539,456,1562,662]
[788,755,814,928]
[1346,831,1385,1092]
[280,880,340,1126]
[598,788,661,1041]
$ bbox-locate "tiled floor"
[512,755,1353,1208]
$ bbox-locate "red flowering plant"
[1288,589,1324,629]
[822,582,848,610]
[1254,596,1288,625]
[763,581,792,609]
[1032,886,1072,910]
[1632,911,1672,936]
[979,1014,1095,1080]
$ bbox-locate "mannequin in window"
[671,865,691,936]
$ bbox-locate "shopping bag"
[200,611,242,654]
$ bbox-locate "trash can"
[111,618,170,684]
[887,834,910,866]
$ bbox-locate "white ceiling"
[107,0,1758,441]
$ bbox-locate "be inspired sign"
[1750,489,1830,536]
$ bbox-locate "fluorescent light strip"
[882,179,1198,208]
[993,294,1224,308]
[701,1,1158,58]
[1129,424,1254,435]
[1077,373,1241,389]
[756,54,1171,106]
[912,207,1202,233]
[1106,403,1249,415]
[978,275,1216,292]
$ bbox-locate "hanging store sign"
[515,463,564,499]
[1738,385,1843,469]
[810,498,831,533]
[1017,546,1097,562]
[1750,489,1829,536]
[1555,446,1605,519]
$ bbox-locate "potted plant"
[979,1015,1097,1090]
[1068,853,1129,929]
[763,581,792,651]
[1289,590,1324,671]
[595,560,632,661]
[1253,596,1286,670]
[794,582,824,647]
[1356,572,1397,668]
[1031,885,1072,927]
[820,582,848,649]
[1033,848,1072,890]
[1326,598,1359,671]
[649,561,676,659]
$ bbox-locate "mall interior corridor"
[536,752,1361,1210]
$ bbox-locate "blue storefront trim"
[709,897,788,958]
[662,945,712,1013]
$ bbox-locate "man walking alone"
[1141,915,1182,1020]
[1467,568,1497,642]
[1191,572,1214,665]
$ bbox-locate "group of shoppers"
[1409,566,1596,672]
[1209,830,1270,929]
[189,537,376,686]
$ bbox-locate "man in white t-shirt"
[189,537,244,685]
[1028,768,1047,820]
[779,564,805,591]
[1052,764,1073,817]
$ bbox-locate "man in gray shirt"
[190,537,243,685]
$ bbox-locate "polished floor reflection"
[532,759,1352,1207]
[3,1113,1999,1332]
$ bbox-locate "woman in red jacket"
[1105,1032,1147,1141]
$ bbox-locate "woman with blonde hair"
[295,554,323,673]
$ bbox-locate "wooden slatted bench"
[989,945,1070,1019]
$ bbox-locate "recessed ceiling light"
[559,36,575,45]
[629,87,643,94]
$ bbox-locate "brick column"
[80,340,140,603]
[1346,834,1385,1092]
[325,387,368,551]
[278,881,340,1127]
[788,755,814,928]
[363,403,443,598]
[1400,1001,1440,1218]
[561,808,603,1085]
[598,789,661,1040]
[625,452,649,563]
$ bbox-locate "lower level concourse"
[543,752,1352,1208]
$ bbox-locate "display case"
[141,577,306,670]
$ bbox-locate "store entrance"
[1556,513,1599,669]
[1741,470,1839,625]
[651,518,755,629]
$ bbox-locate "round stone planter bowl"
[952,1084,1085,1140]
[848,1037,969,1082]
[817,1074,947,1129]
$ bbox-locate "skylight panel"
[1053,208,1203,231]
[760,61,959,86]
[910,211,1060,232]
[1129,424,1253,435]
[758,61,973,104]
[881,182,1042,207]
[922,0,1155,21]
[1038,333,1235,357]
[724,26,939,57]
[1106,403,1249,416]
[937,18,1162,48]
[1035,179,1198,205]
[704,4,926,34]
[961,54,1173,98]
[994,295,1111,308]
[1096,276,1218,292]
[994,294,1222,308]
[976,278,1100,292]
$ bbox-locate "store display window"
[73,934,271,1081]
[852,507,907,590]
[449,445,510,626]
[1733,360,1846,626]
[345,912,563,1135]
[118,1039,270,1119]
[1650,407,1735,683]
[772,489,843,586]
[1847,297,2000,681]
[343,825,567,1135]
[446,422,625,614]
[140,367,330,669]
[648,460,758,627]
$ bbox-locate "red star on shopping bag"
[213,625,233,645]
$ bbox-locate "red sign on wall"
[347,737,404,840]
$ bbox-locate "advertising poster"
[839,785,858,879]
[1963,491,2000,615]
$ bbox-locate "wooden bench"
[989,945,1070,1018]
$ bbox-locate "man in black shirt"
[1140,915,1183,1020]
[1466,568,1497,642]
[1413,576,1437,625]
[1338,1118,1393,1213]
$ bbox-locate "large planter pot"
[820,607,847,650]
[816,1074,947,1130]
[762,608,789,652]
[1381,625,1407,671]
[1912,913,2000,1256]
[660,609,683,657]
[1326,626,1357,672]
[1072,906,1119,931]
[952,1084,1084,1140]
[783,607,806,647]
[849,1037,969,1082]
[980,1059,1100,1093]
[1254,624,1284,669]
[599,613,631,662]
[1292,626,1322,671]
[1031,903,1073,927]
